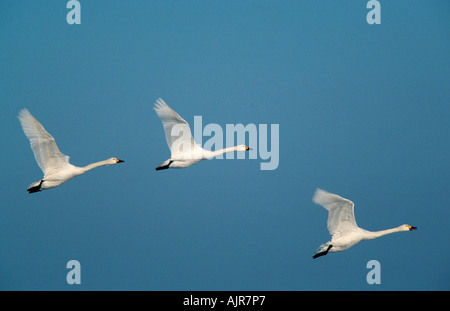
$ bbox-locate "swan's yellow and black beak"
[245,146,252,151]
[408,225,417,231]
[116,159,124,163]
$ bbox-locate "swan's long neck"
[204,146,241,159]
[364,226,404,240]
[79,160,112,174]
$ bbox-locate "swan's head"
[236,145,252,152]
[402,224,417,231]
[108,157,124,165]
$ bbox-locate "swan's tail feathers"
[155,160,173,171]
[27,180,43,194]
[313,244,332,259]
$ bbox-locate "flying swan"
[154,98,250,170]
[312,188,416,258]
[18,108,124,193]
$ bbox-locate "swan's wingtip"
[18,108,31,119]
[154,98,166,106]
[154,98,169,112]
[312,188,327,202]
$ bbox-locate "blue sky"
[0,1,448,290]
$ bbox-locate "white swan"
[154,98,250,170]
[18,108,124,193]
[312,188,416,258]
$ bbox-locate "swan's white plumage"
[18,108,70,175]
[154,98,250,170]
[312,188,416,258]
[18,108,123,193]
[154,98,201,157]
[313,188,358,238]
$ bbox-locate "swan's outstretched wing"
[154,98,199,156]
[18,109,70,174]
[313,188,358,237]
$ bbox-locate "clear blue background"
[0,0,448,290]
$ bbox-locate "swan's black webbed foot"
[27,180,44,194]
[155,160,173,171]
[313,245,332,259]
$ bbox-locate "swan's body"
[154,98,250,170]
[312,188,416,258]
[18,108,123,193]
